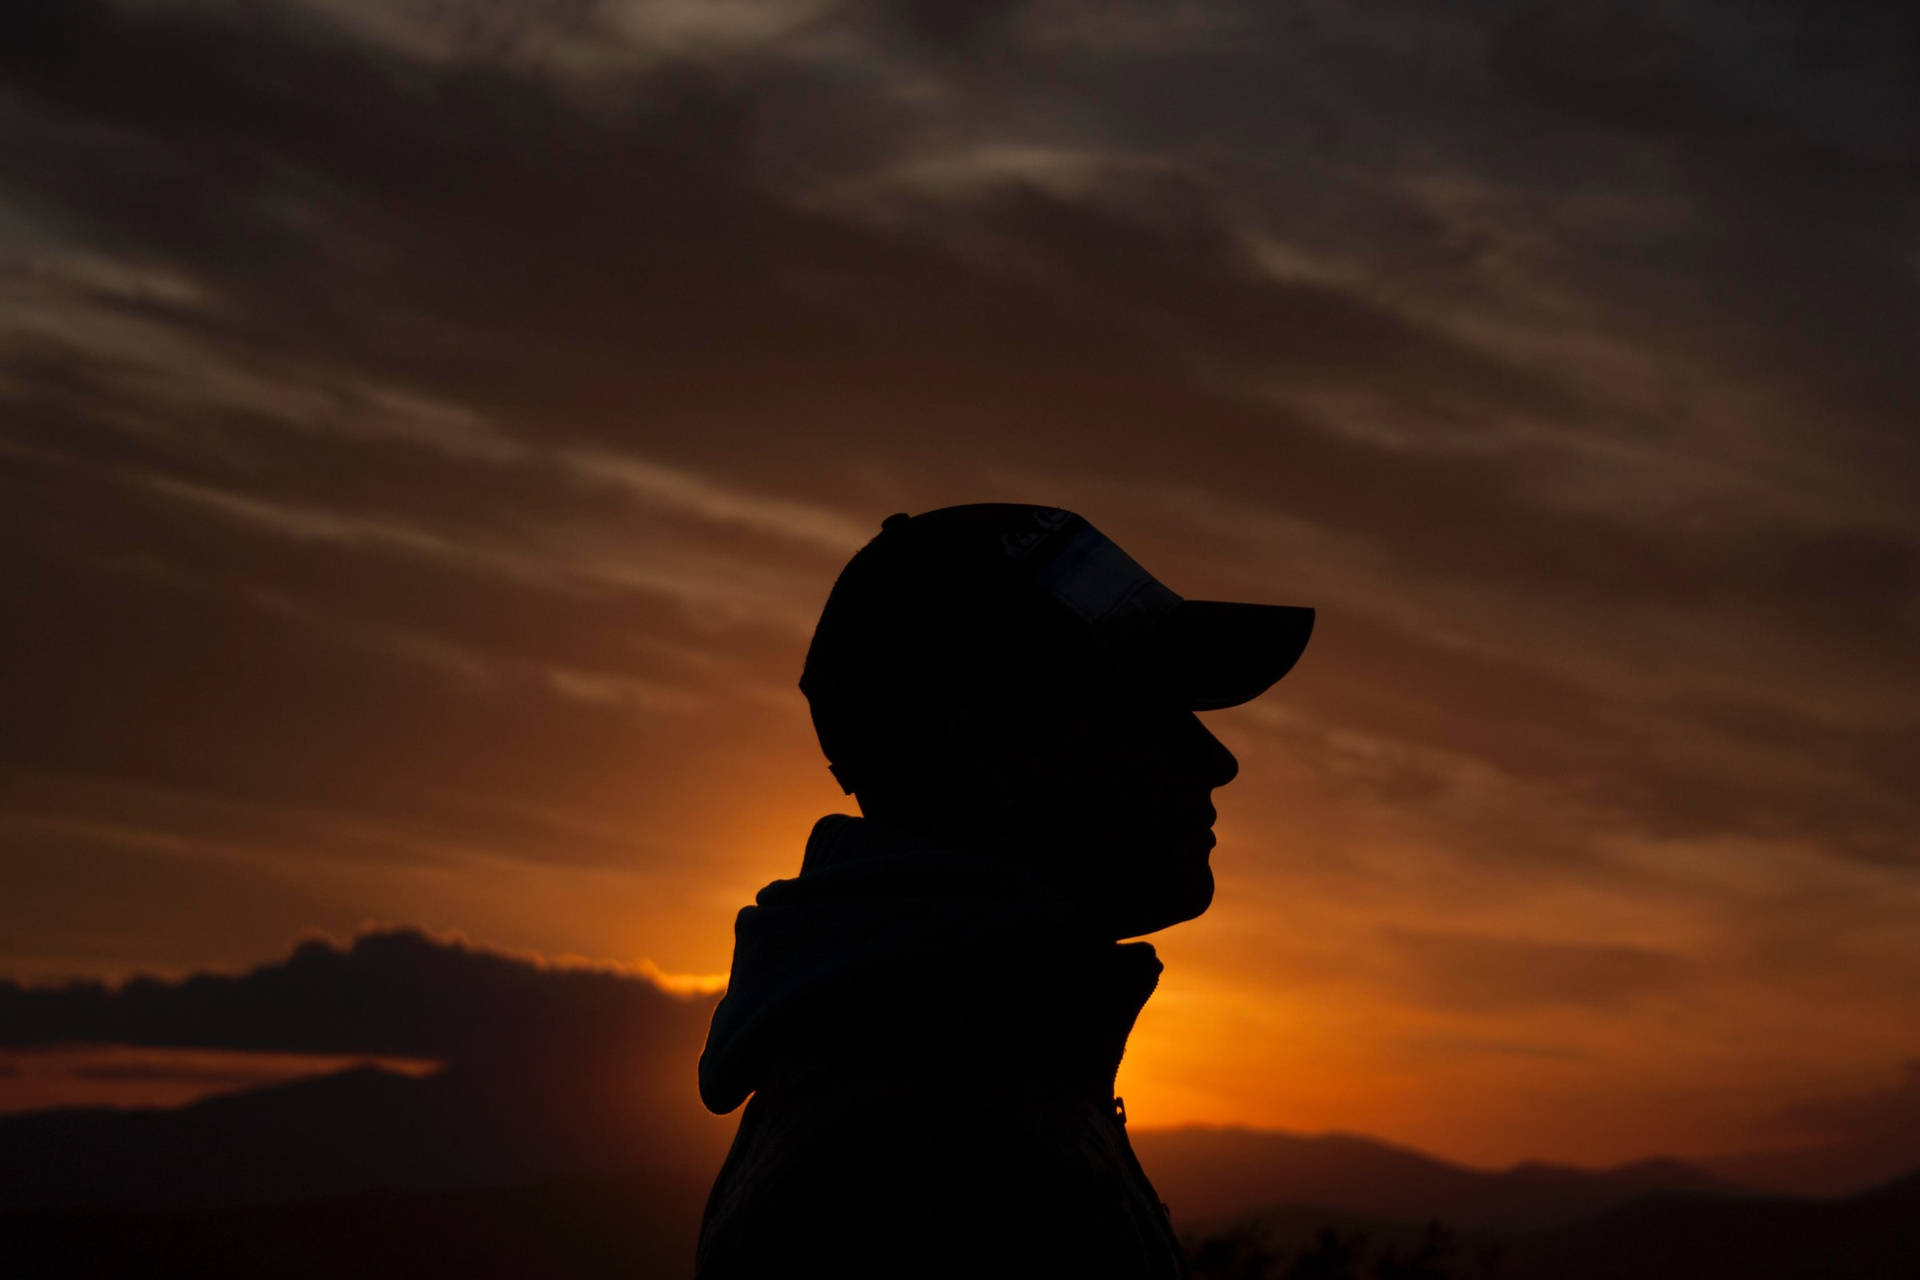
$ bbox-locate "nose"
[1188,713,1238,789]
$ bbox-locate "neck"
[835,810,1175,939]
[766,927,1163,1105]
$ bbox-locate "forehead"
[1015,654,1194,728]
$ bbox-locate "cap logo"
[1000,507,1074,560]
[1034,522,1180,632]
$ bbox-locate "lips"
[1178,803,1217,835]
[1177,819,1217,858]
[1102,795,1216,851]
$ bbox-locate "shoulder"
[701,1083,1162,1267]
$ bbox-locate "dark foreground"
[1185,1169,1920,1279]
[7,1167,1918,1280]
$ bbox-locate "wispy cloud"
[1380,927,1698,1015]
[561,450,870,553]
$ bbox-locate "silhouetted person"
[696,505,1313,1278]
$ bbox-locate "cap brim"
[1133,600,1315,711]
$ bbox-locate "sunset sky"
[2,0,1917,1172]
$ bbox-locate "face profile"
[695,504,1309,1280]
[1046,698,1242,935]
[937,683,1243,938]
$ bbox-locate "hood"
[698,814,1160,1115]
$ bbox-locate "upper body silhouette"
[696,505,1312,1279]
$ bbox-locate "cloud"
[1489,5,1743,136]
[1774,1060,1920,1145]
[631,957,730,996]
[0,927,717,1070]
[560,451,871,553]
[0,1,1912,905]
[63,1055,388,1085]
[1381,928,1697,1014]
[0,929,737,1209]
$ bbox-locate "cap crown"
[799,504,1313,792]
[800,504,1164,788]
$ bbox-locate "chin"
[1112,863,1214,938]
[1165,864,1215,924]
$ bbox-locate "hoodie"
[694,814,1188,1279]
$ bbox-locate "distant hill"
[1706,1130,1920,1199]
[5,928,1915,1277]
[2,1054,1916,1280]
[3,1066,1731,1234]
[1133,1124,1734,1229]
[0,1062,733,1211]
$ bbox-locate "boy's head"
[800,504,1312,936]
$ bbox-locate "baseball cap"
[800,504,1313,792]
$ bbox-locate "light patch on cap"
[1034,520,1181,633]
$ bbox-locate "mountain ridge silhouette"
[1131,1123,1736,1229]
[3,1061,1737,1231]
[4,926,1914,1257]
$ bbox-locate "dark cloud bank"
[1,926,714,1066]
[0,928,727,1210]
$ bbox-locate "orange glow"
[0,1046,441,1114]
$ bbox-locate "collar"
[700,816,1163,1113]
